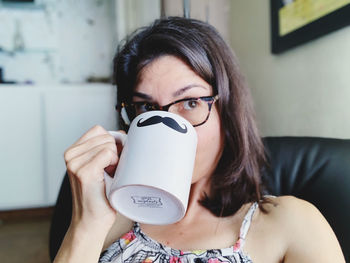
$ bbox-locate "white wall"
[229,0,350,139]
[162,0,231,43]
[115,0,160,43]
[0,0,116,84]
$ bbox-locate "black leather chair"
[49,136,350,262]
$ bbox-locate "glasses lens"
[134,103,151,115]
[124,103,153,122]
[169,98,210,126]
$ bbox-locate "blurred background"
[0,0,349,262]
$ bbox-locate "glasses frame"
[118,95,219,127]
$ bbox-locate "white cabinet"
[0,88,45,209]
[0,84,118,210]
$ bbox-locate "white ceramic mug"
[104,111,198,225]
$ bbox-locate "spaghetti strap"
[233,202,259,252]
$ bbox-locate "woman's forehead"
[135,56,212,94]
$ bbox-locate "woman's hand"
[54,125,124,263]
[64,125,123,230]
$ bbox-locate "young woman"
[54,17,345,263]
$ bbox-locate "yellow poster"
[279,0,350,36]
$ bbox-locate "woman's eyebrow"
[133,91,152,100]
[133,84,208,100]
[172,84,208,97]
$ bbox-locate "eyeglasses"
[119,95,219,127]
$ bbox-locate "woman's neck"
[175,175,214,225]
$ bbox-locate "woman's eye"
[136,103,153,113]
[136,104,146,113]
[183,99,198,110]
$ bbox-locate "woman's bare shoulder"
[255,195,318,239]
[260,195,345,262]
[263,195,317,215]
[261,195,336,237]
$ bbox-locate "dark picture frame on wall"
[270,0,350,54]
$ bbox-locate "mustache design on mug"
[137,115,188,134]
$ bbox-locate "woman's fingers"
[66,141,118,175]
[76,148,118,181]
[65,127,126,163]
[74,125,109,145]
[65,134,115,162]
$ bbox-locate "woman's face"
[133,55,224,184]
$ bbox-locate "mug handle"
[104,131,127,195]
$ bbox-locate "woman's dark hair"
[113,17,268,217]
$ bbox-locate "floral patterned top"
[99,202,258,263]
